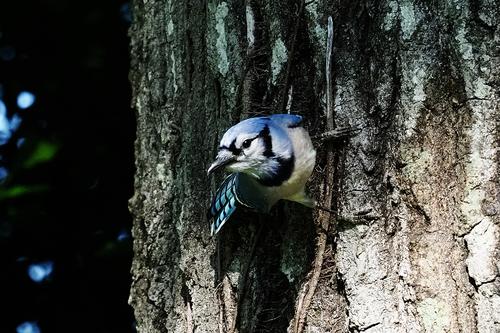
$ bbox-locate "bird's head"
[207,117,292,179]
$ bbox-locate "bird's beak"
[207,151,235,176]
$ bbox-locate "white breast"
[284,127,316,194]
[261,126,316,205]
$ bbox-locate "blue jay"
[207,114,316,235]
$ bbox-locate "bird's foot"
[312,125,361,143]
[316,205,337,214]
[314,205,381,224]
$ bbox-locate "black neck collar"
[257,154,295,187]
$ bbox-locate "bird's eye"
[242,139,252,149]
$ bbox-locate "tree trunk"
[128,0,499,332]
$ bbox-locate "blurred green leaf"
[0,184,49,200]
[23,141,59,168]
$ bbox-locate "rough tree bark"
[128,0,499,332]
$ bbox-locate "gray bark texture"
[128,0,500,332]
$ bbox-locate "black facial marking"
[220,138,241,155]
[259,125,274,158]
[258,154,295,187]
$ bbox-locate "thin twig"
[325,16,335,129]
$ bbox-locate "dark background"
[0,1,135,332]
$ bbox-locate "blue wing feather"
[208,172,270,235]
[208,174,240,235]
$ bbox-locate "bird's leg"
[315,204,337,215]
[312,125,361,144]
[314,205,381,227]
